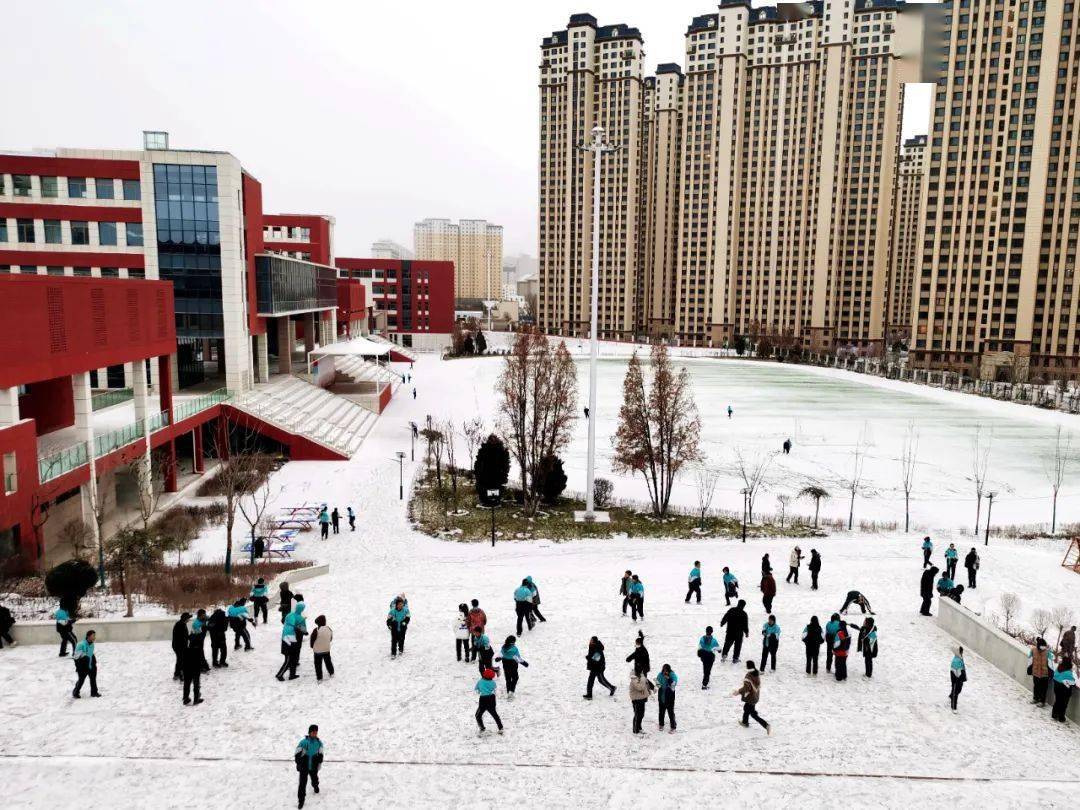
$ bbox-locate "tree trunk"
[905,492,910,533]
[848,492,855,530]
[814,500,820,528]
[974,494,982,537]
[224,517,233,575]
[1052,490,1058,534]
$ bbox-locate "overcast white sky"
[9,1,932,257]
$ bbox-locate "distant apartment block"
[887,135,926,345]
[414,217,502,300]
[371,239,413,260]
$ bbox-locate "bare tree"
[132,450,167,531]
[1043,425,1071,534]
[107,527,160,617]
[845,424,871,530]
[899,422,919,533]
[497,329,579,515]
[441,419,459,506]
[776,494,791,528]
[971,426,993,536]
[612,344,701,517]
[799,485,830,529]
[462,416,485,471]
[209,426,270,575]
[999,592,1021,636]
[1050,605,1076,652]
[59,519,94,562]
[420,427,445,485]
[238,464,281,565]
[694,464,719,530]
[731,447,776,524]
[1031,608,1053,640]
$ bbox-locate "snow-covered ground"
[4,355,1080,809]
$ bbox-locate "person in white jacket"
[310,615,334,681]
[785,546,804,585]
[454,603,471,662]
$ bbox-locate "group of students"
[317,504,356,539]
[1026,632,1078,722]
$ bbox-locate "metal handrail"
[38,443,90,483]
[91,387,134,411]
[173,388,230,423]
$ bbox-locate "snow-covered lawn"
[4,355,1080,809]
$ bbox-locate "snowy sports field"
[4,355,1080,809]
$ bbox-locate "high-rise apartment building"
[371,239,413,260]
[539,2,928,350]
[887,135,927,344]
[414,217,502,300]
[911,0,1080,382]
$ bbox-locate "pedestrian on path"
[721,600,749,663]
[182,624,204,706]
[629,575,645,621]
[734,661,769,734]
[964,548,979,589]
[331,508,340,535]
[1028,637,1054,706]
[920,566,939,616]
[496,635,528,698]
[833,621,851,682]
[472,629,493,674]
[387,597,410,659]
[698,626,720,689]
[584,637,616,699]
[466,600,487,662]
[786,546,803,584]
[944,543,959,580]
[54,604,77,657]
[412,387,416,400]
[294,725,324,808]
[1062,626,1077,661]
[722,567,739,606]
[514,579,535,635]
[629,671,654,734]
[277,599,307,680]
[626,631,651,677]
[858,618,878,678]
[825,613,841,673]
[172,612,191,680]
[761,554,772,576]
[525,576,546,624]
[72,630,100,699]
[760,615,780,672]
[949,647,966,712]
[475,668,504,735]
[657,664,678,733]
[619,570,633,615]
[802,616,823,675]
[808,549,821,590]
[208,606,229,668]
[454,603,471,662]
[760,571,776,613]
[922,536,933,568]
[191,609,210,672]
[250,579,270,624]
[228,599,255,651]
[279,582,294,625]
[311,615,334,681]
[685,561,702,604]
[1051,659,1076,722]
[347,506,356,532]
[318,507,330,539]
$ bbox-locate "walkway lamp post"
[486,488,501,547]
[741,488,750,543]
[984,491,996,546]
[397,451,406,501]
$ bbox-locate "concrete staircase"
[334,356,403,387]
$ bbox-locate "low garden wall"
[11,563,329,645]
[936,596,1077,722]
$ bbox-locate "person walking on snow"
[698,626,720,689]
[808,549,822,590]
[525,576,546,623]
[629,671,654,734]
[191,609,210,672]
[1028,637,1054,706]
[727,405,733,419]
[629,575,645,621]
[944,543,959,580]
[839,590,874,615]
[318,507,330,539]
[310,615,334,681]
[54,604,77,657]
[387,597,410,659]
[330,508,340,535]
[208,606,229,668]
[722,567,739,606]
[921,536,933,568]
[786,546,803,584]
[760,615,781,672]
[964,547,979,589]
[825,614,841,673]
[1051,659,1076,723]
[347,506,356,532]
[783,438,792,455]
[802,616,823,675]
[466,600,487,662]
[1061,626,1077,661]
[685,561,703,604]
[475,668,504,735]
[760,571,777,613]
[949,647,967,712]
[920,565,939,616]
[72,630,100,699]
[761,554,772,576]
[833,621,852,682]
[657,664,678,733]
[472,629,494,674]
[857,618,878,678]
[294,724,324,809]
[454,603,471,662]
[496,635,528,698]
[619,570,633,615]
[277,599,307,680]
[583,637,616,699]
[626,631,651,677]
[250,578,269,624]
[228,599,255,651]
[279,582,294,625]
[514,579,535,635]
[734,661,769,734]
[721,600,750,663]
[172,612,191,680]
[182,622,205,705]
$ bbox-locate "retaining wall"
[10,563,329,645]
[936,596,1078,722]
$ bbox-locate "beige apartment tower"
[539,2,929,350]
[911,0,1080,382]
[887,134,927,344]
[414,217,503,300]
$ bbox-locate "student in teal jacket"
[295,724,324,808]
[1051,660,1077,723]
[387,597,410,658]
[685,561,702,604]
[475,668,503,734]
[54,605,77,656]
[657,664,679,732]
[72,630,100,698]
[698,626,720,689]
[250,578,270,624]
[760,615,781,672]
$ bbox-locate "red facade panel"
[242,172,266,335]
[263,214,333,265]
[18,377,75,435]
[0,250,145,269]
[0,155,140,180]
[0,275,176,388]
[0,420,43,568]
[0,203,142,223]
[335,257,455,334]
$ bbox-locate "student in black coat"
[279,582,294,624]
[808,550,822,590]
[761,554,772,576]
[920,566,939,616]
[625,631,651,677]
[720,600,750,663]
[619,571,633,616]
[964,548,979,589]
[583,636,616,699]
[172,612,192,680]
[182,629,205,706]
[0,603,15,648]
[208,608,229,668]
[802,615,824,675]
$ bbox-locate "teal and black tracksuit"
[825,619,841,672]
[698,634,719,687]
[475,676,503,730]
[514,585,534,635]
[657,671,678,729]
[228,604,253,650]
[72,639,98,697]
[387,605,410,657]
[250,584,269,623]
[54,607,77,656]
[685,567,702,603]
[295,736,324,806]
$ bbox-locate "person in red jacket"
[466,599,487,663]
[833,621,851,681]
[760,572,777,613]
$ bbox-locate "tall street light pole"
[579,124,617,521]
[984,491,996,546]
[396,451,406,501]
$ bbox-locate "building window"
[0,219,6,242]
[67,177,87,198]
[128,268,145,279]
[12,175,31,197]
[73,266,91,276]
[46,266,64,276]
[95,178,115,199]
[101,267,120,277]
[43,219,62,244]
[41,176,59,198]
[122,179,141,200]
[16,219,35,243]
[125,222,143,247]
[98,221,117,246]
[71,221,90,245]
